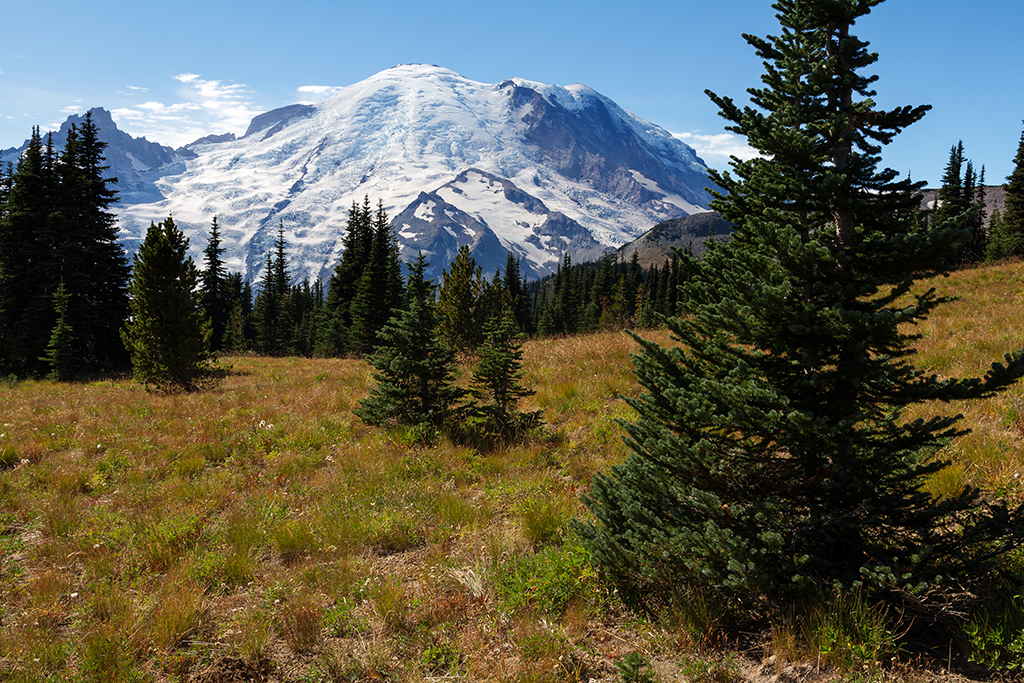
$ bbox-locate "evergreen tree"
[221,272,252,353]
[62,112,130,369]
[436,245,488,353]
[252,221,292,356]
[577,0,1024,609]
[1002,122,1024,257]
[200,217,229,351]
[324,197,374,354]
[970,165,988,263]
[469,301,542,440]
[347,201,403,354]
[931,141,966,228]
[121,217,219,391]
[39,281,76,381]
[932,143,988,264]
[502,252,532,335]
[986,208,1007,262]
[355,253,467,431]
[0,128,56,374]
[0,115,129,376]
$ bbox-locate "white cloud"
[674,131,760,170]
[109,73,265,147]
[297,85,342,102]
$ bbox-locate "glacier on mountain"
[5,65,716,283]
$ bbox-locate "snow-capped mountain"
[6,65,716,282]
[0,108,198,204]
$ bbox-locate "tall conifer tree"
[578,0,1024,607]
[121,217,218,391]
[67,112,130,369]
[348,201,403,353]
[324,197,374,354]
[1002,123,1024,256]
[355,253,466,430]
[253,221,292,356]
[436,245,488,353]
[200,217,229,351]
[0,129,56,374]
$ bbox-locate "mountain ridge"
[2,65,718,283]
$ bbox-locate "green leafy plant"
[961,591,1024,670]
[495,539,595,617]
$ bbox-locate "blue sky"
[1,0,1021,186]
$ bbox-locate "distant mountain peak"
[8,67,718,284]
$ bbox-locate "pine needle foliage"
[354,254,467,431]
[577,0,1024,610]
[39,281,76,381]
[121,217,221,392]
[998,123,1024,258]
[469,301,543,441]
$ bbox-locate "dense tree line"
[929,126,1024,264]
[526,250,692,336]
[4,111,1024,386]
[0,113,130,378]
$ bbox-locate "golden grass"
[0,272,1021,680]
[907,260,1024,501]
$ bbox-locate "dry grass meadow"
[2,261,1024,682]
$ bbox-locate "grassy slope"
[1,261,1023,682]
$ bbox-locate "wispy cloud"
[297,85,342,102]
[110,74,264,147]
[674,131,760,170]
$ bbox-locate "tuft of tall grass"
[278,594,324,653]
[769,590,898,674]
[519,494,574,547]
[271,518,316,565]
[371,578,415,634]
[145,575,210,652]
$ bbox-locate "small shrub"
[81,622,144,683]
[174,451,206,479]
[223,609,274,661]
[678,652,742,683]
[616,651,657,683]
[372,578,414,633]
[192,547,257,590]
[16,627,70,674]
[324,598,370,637]
[42,494,81,538]
[146,578,209,652]
[660,579,731,649]
[367,512,424,554]
[770,590,897,673]
[961,589,1024,671]
[421,640,462,674]
[495,539,595,617]
[142,513,205,572]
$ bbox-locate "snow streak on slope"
[114,65,714,283]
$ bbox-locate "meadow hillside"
[2,261,1024,682]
